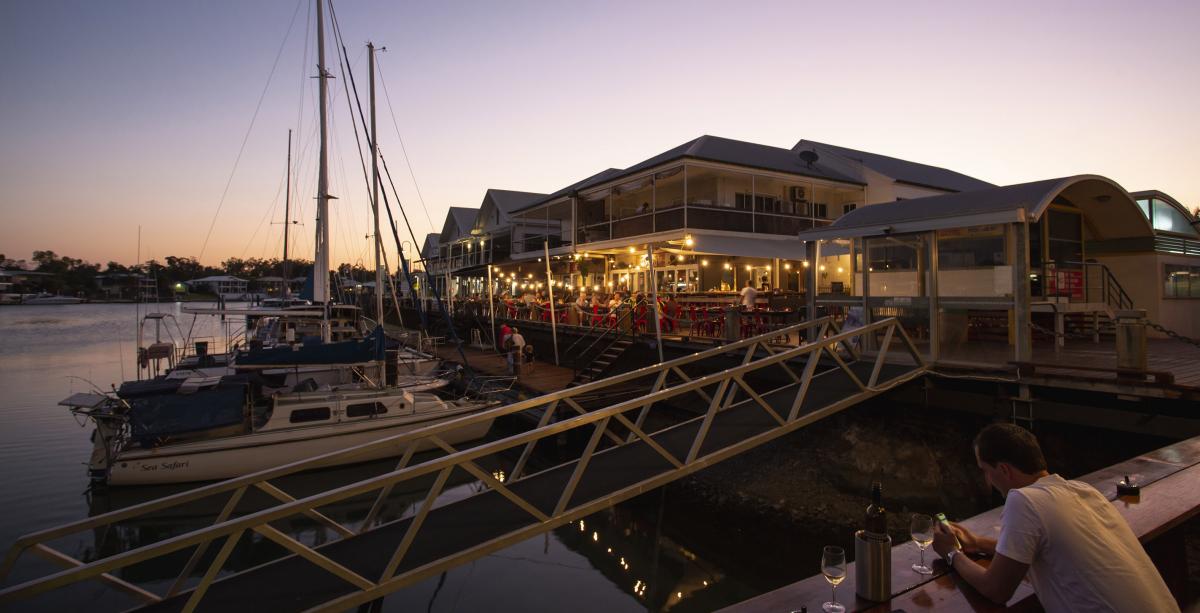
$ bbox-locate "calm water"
[0,304,809,612]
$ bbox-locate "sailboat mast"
[314,0,332,341]
[369,41,385,387]
[283,129,292,298]
[368,48,383,309]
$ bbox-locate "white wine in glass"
[821,545,846,613]
[910,513,934,575]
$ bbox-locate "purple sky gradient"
[2,0,1197,266]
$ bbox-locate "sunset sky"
[2,0,1197,268]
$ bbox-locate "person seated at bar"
[932,423,1178,613]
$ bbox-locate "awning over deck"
[796,175,1155,241]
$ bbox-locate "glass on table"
[910,513,934,575]
[820,545,846,613]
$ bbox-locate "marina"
[3,0,1200,611]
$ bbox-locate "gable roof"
[612,135,862,188]
[486,189,547,214]
[478,189,549,233]
[439,207,479,243]
[420,233,440,259]
[794,140,995,193]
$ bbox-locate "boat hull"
[104,409,493,485]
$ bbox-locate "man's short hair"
[974,423,1047,474]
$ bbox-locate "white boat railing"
[0,316,927,611]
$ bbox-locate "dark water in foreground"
[0,303,825,612]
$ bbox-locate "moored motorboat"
[21,293,85,305]
[62,378,496,485]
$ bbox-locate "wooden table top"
[719,436,1200,613]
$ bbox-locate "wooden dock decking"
[430,342,577,395]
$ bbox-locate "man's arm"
[932,523,1028,605]
[951,552,1029,605]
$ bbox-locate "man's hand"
[932,522,961,558]
[949,522,997,556]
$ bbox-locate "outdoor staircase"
[568,339,633,387]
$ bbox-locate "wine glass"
[821,545,846,613]
[910,513,934,575]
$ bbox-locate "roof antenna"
[798,150,819,168]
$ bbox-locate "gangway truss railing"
[0,316,927,613]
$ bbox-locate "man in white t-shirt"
[931,423,1178,613]
[738,280,757,310]
[507,328,526,376]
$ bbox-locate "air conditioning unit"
[789,186,807,201]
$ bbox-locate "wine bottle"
[865,481,887,537]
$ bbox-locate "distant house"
[95,273,156,301]
[0,269,55,299]
[187,275,249,299]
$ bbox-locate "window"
[1164,264,1200,298]
[867,243,918,270]
[735,193,784,213]
[843,203,857,215]
[289,407,331,423]
[346,402,388,417]
[813,203,828,219]
[937,226,1007,268]
[1152,200,1200,236]
[1136,199,1150,220]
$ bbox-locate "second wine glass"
[910,513,934,575]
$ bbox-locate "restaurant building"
[500,135,993,299]
[418,134,1197,348]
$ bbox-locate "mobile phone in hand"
[935,512,962,549]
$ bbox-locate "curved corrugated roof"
[797,175,1154,241]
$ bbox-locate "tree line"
[0,251,362,298]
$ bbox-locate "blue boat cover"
[235,325,386,367]
[128,384,248,446]
[118,377,184,399]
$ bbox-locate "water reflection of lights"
[579,520,585,531]
[491,469,506,483]
[592,531,599,542]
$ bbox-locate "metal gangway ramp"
[0,317,927,612]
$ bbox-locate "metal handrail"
[0,316,915,611]
[1044,260,1133,312]
[563,299,644,373]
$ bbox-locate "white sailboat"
[62,1,497,486]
